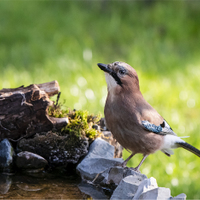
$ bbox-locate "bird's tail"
[177,142,200,157]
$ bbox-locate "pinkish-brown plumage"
[104,63,164,155]
[98,61,200,171]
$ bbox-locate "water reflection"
[0,174,12,195]
[78,181,110,200]
[0,172,111,199]
[0,173,91,199]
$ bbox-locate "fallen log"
[0,81,68,140]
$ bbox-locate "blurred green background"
[1,0,200,198]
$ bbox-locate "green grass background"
[1,1,200,198]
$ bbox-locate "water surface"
[0,173,92,199]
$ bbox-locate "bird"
[97,61,200,172]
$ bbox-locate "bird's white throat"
[105,73,118,91]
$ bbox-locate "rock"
[106,166,124,185]
[76,138,123,181]
[87,137,115,159]
[16,151,48,170]
[171,193,187,200]
[76,138,147,191]
[17,131,89,167]
[101,166,147,189]
[133,177,158,199]
[78,181,110,199]
[138,187,171,200]
[110,175,143,200]
[77,157,123,181]
[124,167,147,180]
[76,137,186,200]
[0,139,15,172]
[0,174,12,194]
[101,131,123,158]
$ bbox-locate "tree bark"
[0,81,68,140]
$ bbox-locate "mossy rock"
[16,105,102,168]
[48,104,102,141]
[17,131,89,167]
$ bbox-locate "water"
[0,172,111,199]
[0,173,91,199]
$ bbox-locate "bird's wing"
[141,119,177,136]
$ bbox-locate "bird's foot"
[114,162,141,173]
[114,162,126,168]
[129,167,141,173]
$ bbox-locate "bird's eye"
[118,69,126,75]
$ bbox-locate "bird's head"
[97,61,140,92]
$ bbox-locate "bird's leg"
[133,155,148,172]
[121,153,135,167]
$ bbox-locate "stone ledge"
[76,138,187,200]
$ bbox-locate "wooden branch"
[0,80,60,97]
[37,80,60,97]
[0,81,68,140]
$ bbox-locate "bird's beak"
[97,62,123,87]
[97,63,112,74]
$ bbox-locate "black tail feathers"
[177,142,200,157]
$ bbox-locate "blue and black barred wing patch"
[141,119,176,136]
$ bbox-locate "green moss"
[48,104,101,141]
[48,103,69,118]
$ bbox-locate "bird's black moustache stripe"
[110,71,122,86]
[97,63,122,86]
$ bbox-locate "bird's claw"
[129,167,141,173]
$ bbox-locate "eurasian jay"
[98,61,200,172]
